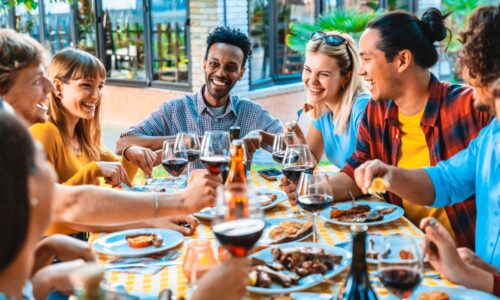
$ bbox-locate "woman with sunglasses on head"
[284,32,369,183]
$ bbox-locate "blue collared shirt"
[424,118,500,268]
[121,86,283,139]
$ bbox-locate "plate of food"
[92,228,183,257]
[247,242,351,295]
[193,188,287,220]
[257,218,313,245]
[413,286,498,300]
[320,201,404,226]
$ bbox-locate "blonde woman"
[285,31,369,168]
[29,48,156,187]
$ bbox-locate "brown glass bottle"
[338,225,378,300]
[225,139,247,185]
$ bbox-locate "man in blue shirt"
[353,6,499,296]
[117,27,283,158]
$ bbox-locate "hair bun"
[420,8,448,42]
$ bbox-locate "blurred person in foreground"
[0,28,220,234]
[282,8,492,250]
[354,5,500,296]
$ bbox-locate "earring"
[30,197,39,206]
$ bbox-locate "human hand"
[96,161,132,187]
[192,257,251,300]
[420,217,467,282]
[284,121,306,144]
[124,145,157,177]
[184,169,222,213]
[281,175,298,205]
[457,247,499,274]
[353,159,392,194]
[243,130,262,156]
[32,259,87,300]
[150,215,200,236]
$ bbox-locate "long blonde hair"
[306,31,366,134]
[47,48,106,161]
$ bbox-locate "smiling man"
[117,27,283,160]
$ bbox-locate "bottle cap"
[350,224,368,233]
[231,139,243,146]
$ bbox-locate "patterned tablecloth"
[93,166,458,299]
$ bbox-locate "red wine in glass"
[282,166,314,182]
[162,158,189,177]
[200,156,230,175]
[379,267,422,296]
[176,150,200,162]
[297,194,333,212]
[272,151,285,164]
[212,218,265,257]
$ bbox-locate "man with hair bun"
[117,26,283,160]
[282,8,492,250]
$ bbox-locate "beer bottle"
[225,139,247,184]
[338,225,378,300]
[229,126,241,142]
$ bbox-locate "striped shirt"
[341,74,493,250]
[121,86,283,139]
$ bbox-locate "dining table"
[90,165,464,300]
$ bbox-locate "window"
[150,0,189,84]
[14,4,41,41]
[322,0,338,12]
[249,0,316,88]
[43,0,72,53]
[101,0,146,81]
[77,0,97,56]
[0,6,10,28]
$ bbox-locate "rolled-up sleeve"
[423,133,479,208]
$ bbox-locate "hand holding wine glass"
[282,144,316,183]
[175,132,201,178]
[212,183,264,257]
[200,131,231,176]
[272,132,298,165]
[162,141,189,188]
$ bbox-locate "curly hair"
[457,5,500,86]
[205,27,252,66]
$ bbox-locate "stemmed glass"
[200,131,231,177]
[282,144,316,183]
[162,141,188,188]
[182,239,218,298]
[174,132,200,179]
[212,183,265,257]
[296,173,333,243]
[377,236,423,299]
[272,132,298,165]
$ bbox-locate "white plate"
[289,293,333,300]
[257,217,313,245]
[247,242,351,295]
[320,201,404,226]
[410,285,498,300]
[193,188,287,220]
[92,228,183,257]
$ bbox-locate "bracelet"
[122,144,134,161]
[153,192,159,218]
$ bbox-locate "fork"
[348,190,359,208]
[289,108,304,130]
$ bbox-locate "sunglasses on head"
[310,31,346,46]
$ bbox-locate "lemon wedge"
[368,177,388,194]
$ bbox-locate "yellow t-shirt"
[397,110,455,239]
[29,122,138,235]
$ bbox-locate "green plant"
[2,0,71,10]
[287,9,380,54]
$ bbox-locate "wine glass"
[377,236,423,299]
[174,132,200,179]
[296,172,333,243]
[282,144,316,183]
[162,140,188,188]
[200,131,231,177]
[182,239,218,298]
[212,183,264,257]
[272,132,298,165]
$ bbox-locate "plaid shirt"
[341,74,493,249]
[121,86,283,138]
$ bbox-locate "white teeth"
[82,103,96,109]
[37,103,48,111]
[212,79,227,86]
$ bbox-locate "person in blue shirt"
[353,5,500,296]
[284,31,369,169]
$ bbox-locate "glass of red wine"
[282,144,315,183]
[212,183,264,257]
[296,172,333,243]
[174,132,200,179]
[272,132,298,165]
[162,140,189,188]
[200,131,231,177]
[377,235,423,299]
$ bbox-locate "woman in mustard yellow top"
[30,48,156,187]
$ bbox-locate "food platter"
[257,217,313,245]
[320,201,404,226]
